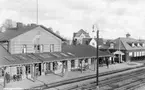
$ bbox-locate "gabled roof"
[0,45,12,66]
[119,37,145,50]
[62,45,113,58]
[0,44,113,66]
[82,38,92,45]
[73,29,90,38]
[0,24,66,41]
[40,25,66,41]
[93,38,104,45]
[82,38,104,45]
[113,50,124,55]
[2,51,76,66]
[112,38,126,50]
[100,37,145,51]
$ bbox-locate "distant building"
[72,29,90,45]
[82,38,104,48]
[100,33,145,62]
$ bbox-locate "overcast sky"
[0,0,145,39]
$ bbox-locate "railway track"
[30,65,144,90]
[69,68,145,90]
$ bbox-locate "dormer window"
[110,43,114,48]
[142,43,145,47]
[92,42,95,46]
[103,41,106,44]
[137,43,140,47]
[132,43,135,47]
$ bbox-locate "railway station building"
[0,22,112,83]
[100,33,145,62]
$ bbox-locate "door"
[39,63,41,75]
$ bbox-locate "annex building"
[100,33,145,63]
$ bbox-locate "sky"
[0,0,145,40]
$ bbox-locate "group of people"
[4,72,22,83]
[5,72,10,83]
[99,58,110,68]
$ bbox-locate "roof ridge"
[40,25,66,41]
[119,39,127,50]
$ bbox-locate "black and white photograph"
[0,0,145,90]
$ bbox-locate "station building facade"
[0,23,112,83]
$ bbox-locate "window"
[40,44,44,52]
[53,62,57,71]
[92,42,95,46]
[137,43,140,47]
[22,44,27,53]
[132,43,135,47]
[85,59,88,63]
[134,52,136,57]
[0,69,4,77]
[17,66,22,75]
[137,52,140,56]
[137,52,139,57]
[142,43,145,47]
[34,44,43,53]
[110,43,114,48]
[71,60,75,68]
[103,41,106,44]
[26,65,31,74]
[138,52,140,56]
[50,44,54,52]
[142,51,144,56]
[46,63,51,71]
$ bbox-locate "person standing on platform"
[106,58,109,68]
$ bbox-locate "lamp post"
[92,25,99,90]
[36,0,38,24]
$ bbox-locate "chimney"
[17,22,23,28]
[126,33,131,38]
[31,23,37,27]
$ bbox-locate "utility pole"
[96,29,99,90]
[36,0,38,24]
[92,24,99,90]
[119,37,121,63]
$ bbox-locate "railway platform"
[1,62,144,90]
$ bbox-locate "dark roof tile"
[62,45,112,58]
[0,24,66,41]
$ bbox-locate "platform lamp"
[92,24,99,90]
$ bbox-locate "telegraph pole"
[36,0,38,24]
[92,24,99,90]
[96,29,99,90]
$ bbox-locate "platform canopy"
[113,50,124,55]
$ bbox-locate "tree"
[2,19,17,28]
[48,27,53,32]
[55,31,60,36]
